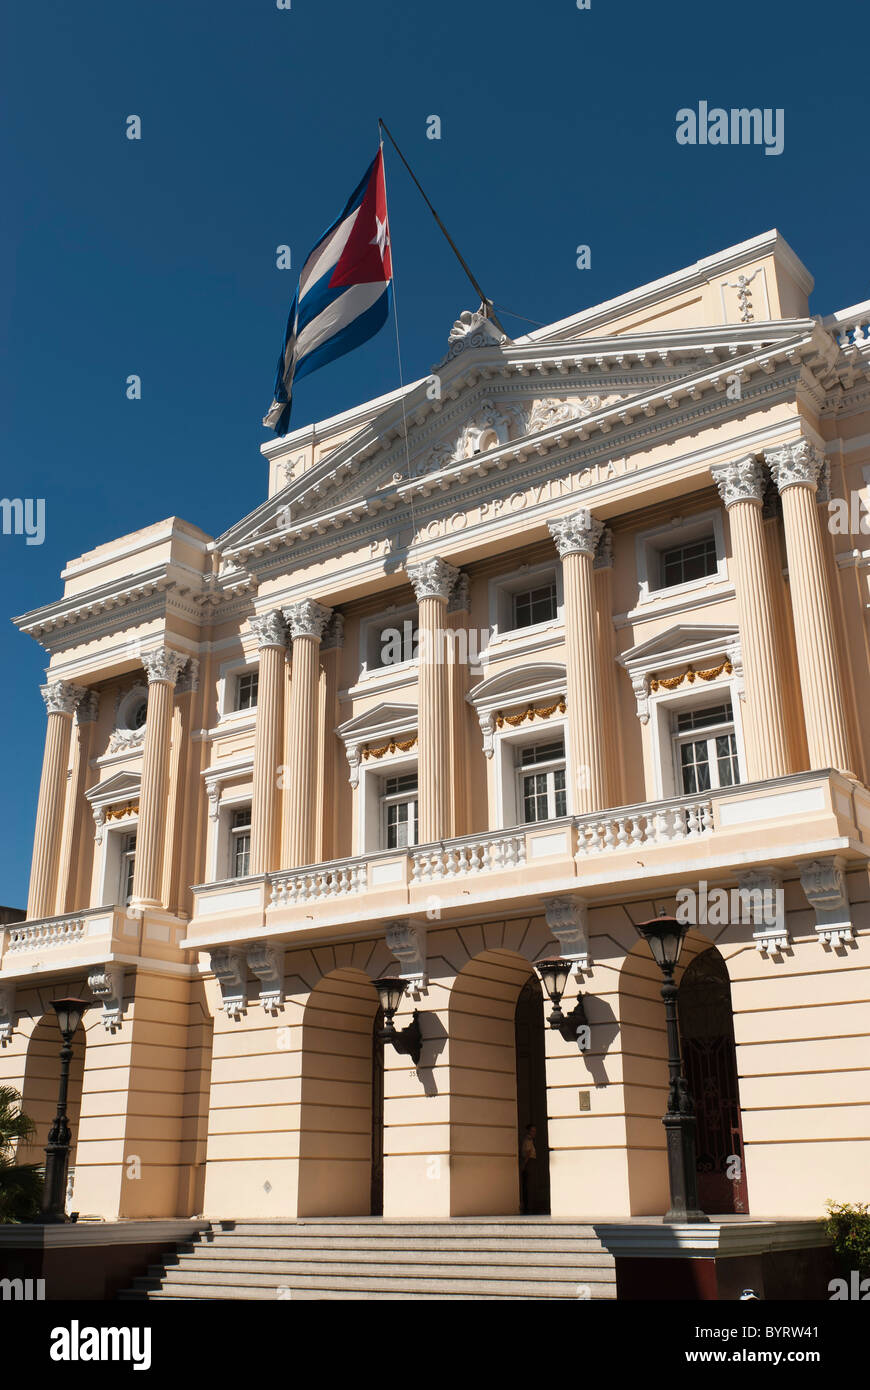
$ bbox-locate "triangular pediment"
[336,701,418,745]
[85,769,142,808]
[618,624,740,675]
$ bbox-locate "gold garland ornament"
[362,735,418,760]
[649,659,732,693]
[495,697,566,729]
[105,802,139,821]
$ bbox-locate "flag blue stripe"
[293,283,391,385]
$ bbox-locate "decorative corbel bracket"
[800,857,853,947]
[738,869,788,954]
[210,948,247,1018]
[88,964,125,1032]
[0,984,15,1043]
[385,919,427,997]
[543,896,591,974]
[247,942,285,1013]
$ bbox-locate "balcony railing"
[575,793,714,854]
[411,828,528,881]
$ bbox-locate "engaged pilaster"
[711,456,791,781]
[283,598,332,867]
[249,611,287,875]
[131,647,189,910]
[765,438,852,773]
[27,680,87,920]
[548,510,607,813]
[407,556,458,843]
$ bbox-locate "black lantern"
[534,958,589,1042]
[38,998,89,1223]
[372,977,422,1065]
[635,916,707,1224]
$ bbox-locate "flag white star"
[371,214,389,260]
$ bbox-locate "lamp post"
[372,977,422,1065]
[39,997,89,1223]
[634,917,708,1224]
[534,958,589,1042]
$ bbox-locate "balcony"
[185,769,870,950]
[0,903,189,981]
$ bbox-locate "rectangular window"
[673,703,740,794]
[659,535,717,589]
[375,621,418,670]
[512,582,558,630]
[518,740,567,822]
[120,833,137,905]
[230,807,252,878]
[382,773,419,848]
[236,671,259,711]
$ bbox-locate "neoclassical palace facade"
[2,230,868,1224]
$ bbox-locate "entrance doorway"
[514,975,551,1214]
[370,1006,384,1216]
[678,947,749,1214]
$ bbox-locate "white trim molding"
[336,702,418,789]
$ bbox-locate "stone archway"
[447,948,546,1216]
[297,968,381,1217]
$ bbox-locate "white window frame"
[358,605,419,681]
[380,772,419,850]
[670,702,741,796]
[208,788,254,881]
[228,804,253,880]
[234,670,259,713]
[515,739,568,825]
[98,815,139,907]
[359,751,418,854]
[635,510,727,606]
[487,562,564,645]
[650,682,747,801]
[494,721,572,829]
[216,656,261,723]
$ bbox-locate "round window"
[131,700,147,730]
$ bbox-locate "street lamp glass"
[372,977,407,1016]
[534,958,573,1000]
[635,917,686,970]
[49,998,89,1038]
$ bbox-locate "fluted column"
[593,530,623,807]
[549,511,607,814]
[27,681,86,920]
[283,599,332,867]
[407,557,458,843]
[249,611,287,875]
[765,438,852,773]
[711,456,791,781]
[131,648,188,910]
[59,691,100,914]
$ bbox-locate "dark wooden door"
[514,975,551,1214]
[370,1006,384,1216]
[678,948,749,1214]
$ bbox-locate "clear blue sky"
[1,0,868,907]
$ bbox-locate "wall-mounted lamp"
[534,958,588,1041]
[373,977,422,1065]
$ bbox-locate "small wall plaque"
[578,1090,591,1111]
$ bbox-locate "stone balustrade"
[575,794,714,856]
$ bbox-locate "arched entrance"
[678,947,748,1214]
[514,976,551,1214]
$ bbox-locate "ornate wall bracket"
[88,964,125,1032]
[385,919,427,995]
[543,895,591,973]
[0,984,15,1043]
[210,948,247,1018]
[247,942,285,1012]
[799,857,853,947]
[738,869,788,955]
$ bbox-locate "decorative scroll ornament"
[649,659,733,692]
[548,510,604,559]
[108,728,146,754]
[41,681,87,716]
[495,697,565,728]
[711,456,765,508]
[250,609,287,649]
[764,438,824,494]
[247,943,285,1013]
[445,304,507,359]
[362,734,418,760]
[88,964,125,1033]
[141,647,189,686]
[542,896,590,973]
[210,948,247,1018]
[738,869,787,954]
[800,857,853,947]
[385,920,427,995]
[283,598,333,641]
[406,556,459,603]
[105,802,139,822]
[0,985,15,1043]
[526,395,623,435]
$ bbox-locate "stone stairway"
[118,1218,617,1300]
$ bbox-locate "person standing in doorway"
[520,1123,536,1214]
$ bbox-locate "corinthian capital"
[141,647,189,686]
[41,680,87,716]
[406,556,459,603]
[548,509,604,559]
[764,438,824,494]
[250,609,287,650]
[283,598,333,641]
[711,455,765,508]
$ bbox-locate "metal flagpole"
[377,117,506,337]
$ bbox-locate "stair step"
[190,1235,608,1254]
[206,1222,603,1239]
[135,1274,614,1299]
[147,1258,614,1282]
[175,1243,613,1264]
[156,1251,614,1274]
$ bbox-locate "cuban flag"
[263,148,393,435]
